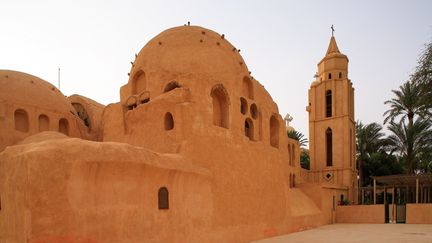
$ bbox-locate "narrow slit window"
[326,128,333,166]
[326,90,332,117]
[158,187,169,210]
[240,97,247,115]
[164,112,174,130]
[244,118,253,140]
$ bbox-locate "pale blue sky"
[1,0,431,139]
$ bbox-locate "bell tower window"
[326,128,333,166]
[326,90,332,117]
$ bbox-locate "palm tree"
[287,130,308,147]
[387,118,432,174]
[383,81,428,126]
[412,41,432,113]
[356,121,388,186]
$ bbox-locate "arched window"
[240,97,247,115]
[328,73,332,79]
[269,115,279,148]
[59,118,69,136]
[326,90,332,117]
[339,72,342,79]
[242,76,253,99]
[211,84,229,128]
[250,103,258,119]
[164,112,174,130]
[158,187,169,210]
[163,81,181,93]
[326,128,333,166]
[132,70,146,95]
[38,114,50,132]
[14,109,29,132]
[244,118,253,140]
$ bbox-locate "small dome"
[0,70,76,114]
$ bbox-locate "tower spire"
[326,36,341,55]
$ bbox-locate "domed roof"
[0,70,76,114]
[129,25,249,84]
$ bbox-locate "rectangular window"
[326,91,332,117]
[326,129,333,166]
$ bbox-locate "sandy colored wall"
[406,204,432,224]
[0,135,327,243]
[336,205,385,223]
[0,137,214,243]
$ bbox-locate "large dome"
[0,70,76,114]
[127,26,250,94]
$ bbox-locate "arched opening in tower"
[211,84,229,128]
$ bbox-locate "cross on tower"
[284,113,293,127]
[331,24,335,37]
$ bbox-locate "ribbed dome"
[128,26,249,86]
[0,70,76,114]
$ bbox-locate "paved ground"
[252,224,432,243]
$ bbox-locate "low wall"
[336,205,385,223]
[406,204,432,224]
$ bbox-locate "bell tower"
[306,34,357,203]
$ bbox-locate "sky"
[1,0,431,140]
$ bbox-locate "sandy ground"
[252,224,432,243]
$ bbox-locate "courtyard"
[253,224,432,243]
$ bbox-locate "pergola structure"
[359,174,432,205]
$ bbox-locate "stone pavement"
[252,224,432,243]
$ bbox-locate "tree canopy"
[356,40,432,184]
